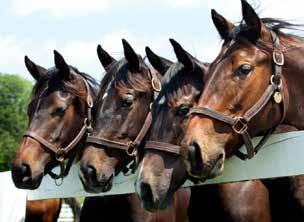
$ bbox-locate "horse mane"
[229,18,303,40]
[94,57,152,106]
[220,18,304,61]
[261,18,303,38]
[155,61,206,105]
[28,66,99,114]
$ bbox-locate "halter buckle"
[126,141,137,156]
[55,147,65,162]
[151,77,162,92]
[232,118,248,134]
[273,51,284,66]
[84,118,92,132]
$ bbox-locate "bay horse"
[182,0,304,182]
[26,198,81,222]
[26,199,62,222]
[11,50,99,189]
[79,39,190,222]
[181,0,304,220]
[136,39,271,221]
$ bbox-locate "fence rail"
[58,203,74,222]
[25,131,304,200]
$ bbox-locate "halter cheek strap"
[23,77,93,183]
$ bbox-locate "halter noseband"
[23,76,93,184]
[85,69,161,173]
[145,31,287,161]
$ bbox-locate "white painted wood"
[0,171,27,222]
[58,204,74,222]
[25,131,304,200]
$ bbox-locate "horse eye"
[122,99,133,108]
[236,64,252,76]
[177,104,191,116]
[52,107,66,117]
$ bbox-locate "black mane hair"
[28,66,99,115]
[220,18,304,61]
[155,60,207,106]
[94,56,152,107]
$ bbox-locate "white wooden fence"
[27,131,304,200]
[58,203,74,222]
[2,131,304,222]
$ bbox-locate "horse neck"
[282,39,304,129]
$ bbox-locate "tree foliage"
[0,74,32,172]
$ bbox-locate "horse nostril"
[218,153,224,160]
[21,163,31,177]
[85,165,97,181]
[188,140,204,173]
[140,182,153,203]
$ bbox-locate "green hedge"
[0,74,32,172]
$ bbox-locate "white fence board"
[58,203,74,222]
[24,131,304,200]
[0,171,27,222]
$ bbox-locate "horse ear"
[145,47,173,75]
[54,50,70,79]
[211,9,235,40]
[169,38,194,70]
[241,0,261,40]
[97,45,116,71]
[122,39,140,71]
[24,56,47,81]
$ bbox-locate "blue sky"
[1,0,303,81]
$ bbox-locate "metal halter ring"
[232,118,248,134]
[151,77,162,92]
[54,177,64,186]
[270,75,283,89]
[126,141,137,156]
[84,118,91,128]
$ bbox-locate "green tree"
[0,74,32,172]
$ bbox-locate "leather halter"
[86,69,161,169]
[189,31,287,160]
[145,31,287,161]
[23,76,93,183]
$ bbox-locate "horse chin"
[79,173,114,194]
[208,157,225,179]
[142,196,173,212]
[12,173,43,190]
[98,176,114,193]
[187,162,224,182]
[186,150,225,181]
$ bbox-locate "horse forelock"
[28,66,98,116]
[156,62,204,107]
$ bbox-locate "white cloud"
[0,31,173,81]
[9,0,111,17]
[205,0,304,21]
[61,30,173,80]
[8,0,304,21]
[4,0,304,81]
[163,0,204,8]
[0,35,32,79]
[9,0,206,17]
